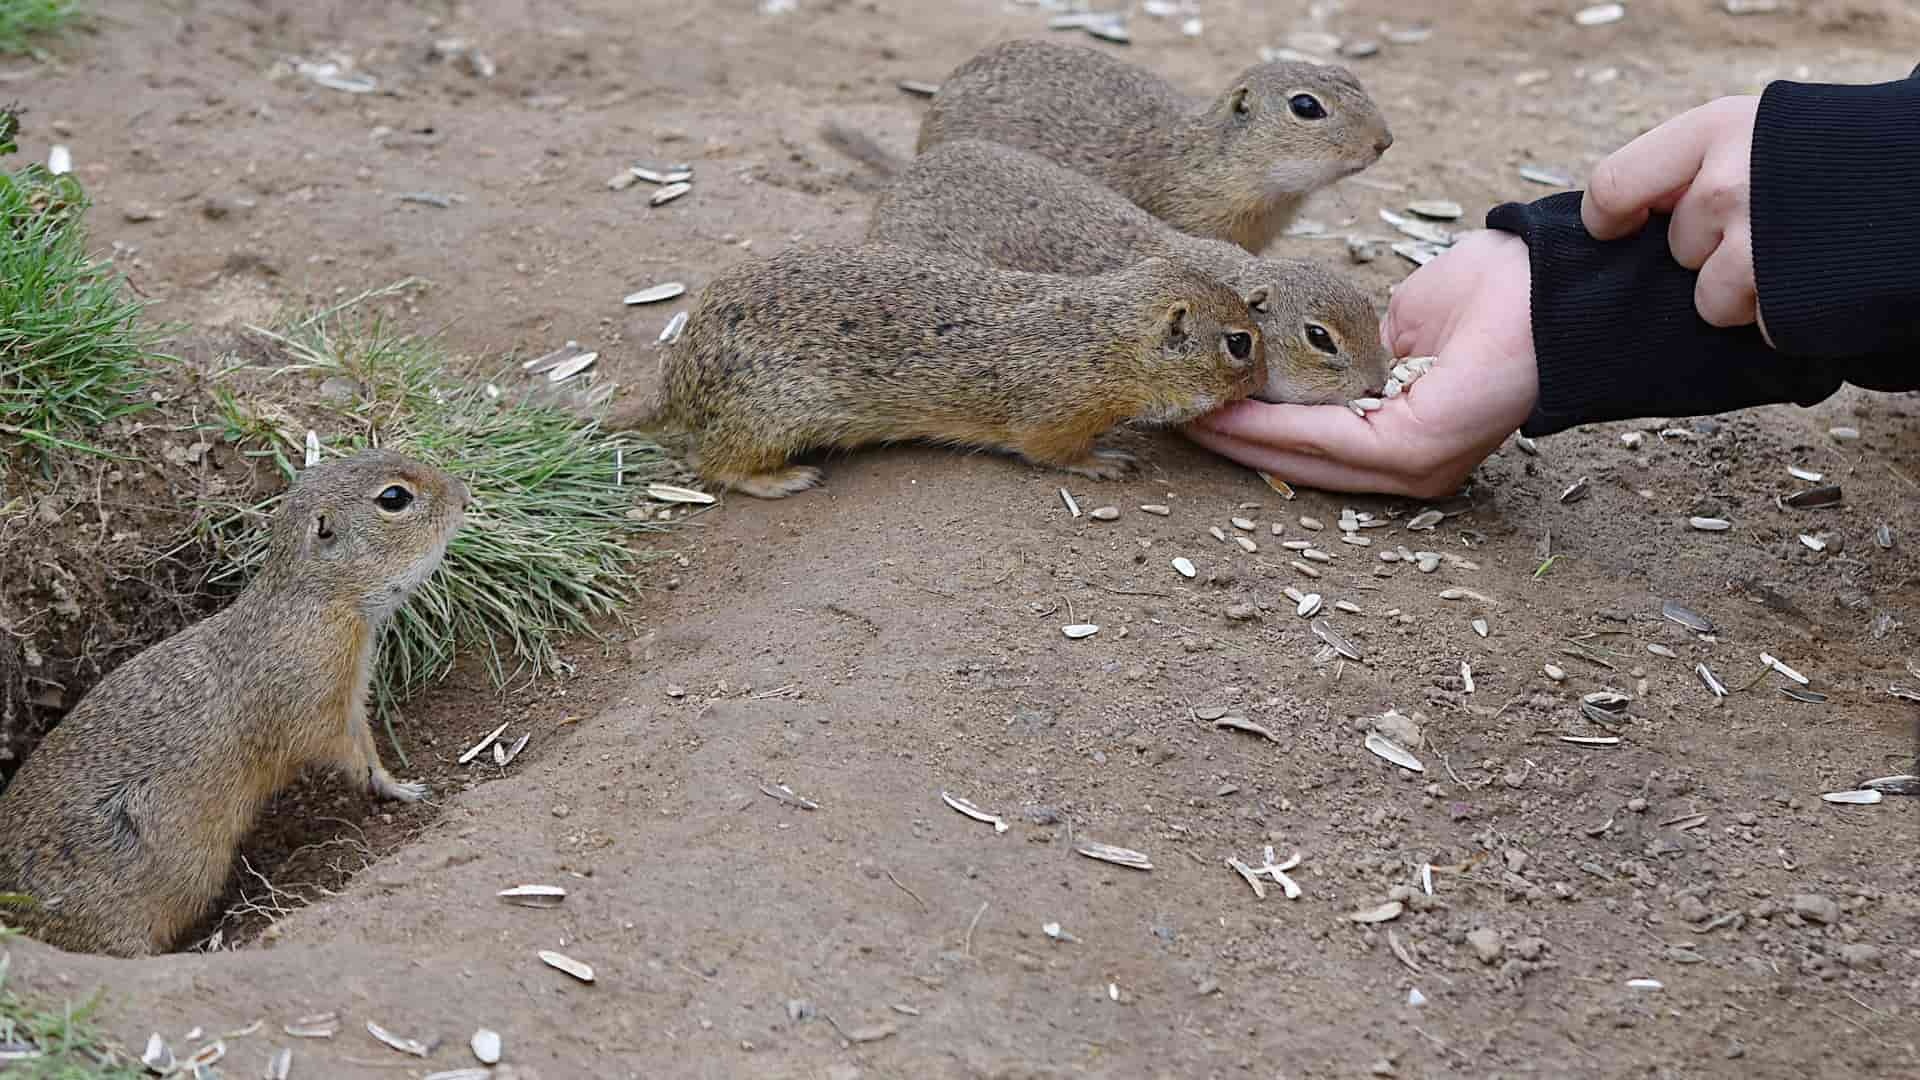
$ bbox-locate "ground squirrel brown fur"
[822,131,1390,406]
[0,449,469,957]
[914,39,1392,255]
[611,244,1268,498]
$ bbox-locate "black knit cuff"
[1486,192,1841,439]
[1753,74,1920,360]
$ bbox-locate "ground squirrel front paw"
[371,768,429,802]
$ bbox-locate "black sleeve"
[1486,193,1842,439]
[1484,65,1920,439]
[1751,71,1920,363]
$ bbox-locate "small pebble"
[1544,663,1566,682]
[1466,928,1503,964]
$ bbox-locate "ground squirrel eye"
[1289,93,1327,121]
[1224,332,1253,361]
[375,485,415,513]
[1304,324,1339,355]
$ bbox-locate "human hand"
[1184,229,1539,499]
[1581,94,1770,341]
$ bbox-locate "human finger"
[1181,424,1437,497]
[1192,398,1395,466]
[1693,223,1759,328]
[1581,104,1723,241]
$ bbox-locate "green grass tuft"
[0,0,79,58]
[0,952,142,1079]
[202,287,678,747]
[0,106,162,458]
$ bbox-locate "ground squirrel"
[0,449,469,957]
[913,39,1392,255]
[823,131,1390,406]
[611,244,1268,498]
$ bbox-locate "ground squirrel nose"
[1374,132,1394,154]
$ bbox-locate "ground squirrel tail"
[819,121,909,180]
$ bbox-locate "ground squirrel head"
[1232,258,1391,406]
[1124,258,1269,426]
[1200,60,1392,197]
[257,448,470,619]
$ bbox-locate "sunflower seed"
[304,429,321,467]
[1378,208,1455,246]
[1799,534,1827,552]
[1438,587,1494,604]
[1334,600,1363,615]
[1696,663,1727,697]
[1689,516,1732,531]
[1626,978,1664,991]
[658,310,689,343]
[897,79,939,96]
[942,791,1009,833]
[1779,686,1827,704]
[1209,525,1229,542]
[1662,601,1714,633]
[1559,478,1589,503]
[1090,505,1120,521]
[630,164,694,184]
[1302,547,1333,563]
[1574,3,1625,26]
[283,1014,339,1039]
[366,1022,429,1058]
[1141,503,1171,516]
[425,1071,492,1080]
[1057,487,1082,517]
[458,722,511,764]
[524,340,590,373]
[1296,593,1323,618]
[498,884,567,908]
[1469,617,1488,638]
[267,1048,292,1080]
[1760,652,1810,685]
[1647,643,1677,658]
[1406,199,1463,221]
[1075,840,1153,871]
[1312,619,1362,659]
[1863,774,1920,793]
[1061,624,1100,639]
[1391,240,1447,266]
[1519,165,1572,187]
[470,1029,502,1065]
[1406,509,1443,530]
[624,281,686,305]
[1560,735,1621,747]
[1172,557,1196,578]
[1781,485,1843,510]
[1234,535,1258,553]
[1214,716,1279,742]
[1724,0,1782,12]
[1460,661,1475,693]
[1828,426,1859,441]
[1890,684,1920,703]
[142,1034,174,1073]
[1620,431,1644,448]
[646,482,717,504]
[546,350,599,383]
[1544,663,1567,682]
[1290,560,1321,578]
[539,950,596,983]
[649,181,692,206]
[1821,789,1882,805]
[1875,523,1894,549]
[1258,472,1298,499]
[608,169,641,191]
[1349,900,1404,924]
[1787,465,1823,482]
[1194,704,1231,721]
[1416,552,1442,573]
[1365,732,1424,773]
[46,144,72,175]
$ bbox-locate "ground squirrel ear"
[1229,86,1252,116]
[1244,287,1271,315]
[1162,300,1192,342]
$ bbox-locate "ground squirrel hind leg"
[344,704,428,802]
[1011,430,1140,481]
[697,437,825,499]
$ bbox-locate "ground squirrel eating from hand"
[823,131,1390,406]
[0,449,469,957]
[609,244,1268,498]
[914,38,1392,254]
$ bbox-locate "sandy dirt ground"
[5,0,1920,1077]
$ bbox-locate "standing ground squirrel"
[0,449,469,957]
[914,38,1393,254]
[610,244,1268,498]
[823,131,1391,406]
